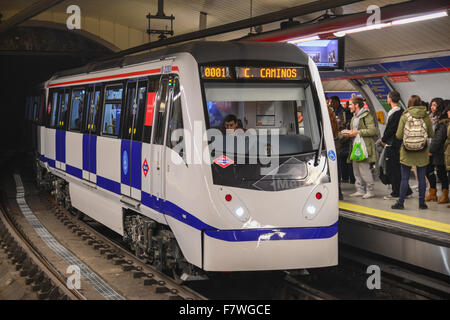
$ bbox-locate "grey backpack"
[403,112,427,151]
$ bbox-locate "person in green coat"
[342,96,377,199]
[392,95,434,210]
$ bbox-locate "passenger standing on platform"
[428,107,449,204]
[443,102,450,208]
[343,96,377,199]
[425,98,445,202]
[392,95,434,210]
[381,91,413,200]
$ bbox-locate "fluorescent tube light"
[392,10,448,25]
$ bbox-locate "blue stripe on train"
[46,147,338,242]
[82,134,97,174]
[120,140,142,190]
[131,140,142,190]
[66,164,83,179]
[97,175,121,195]
[204,222,338,242]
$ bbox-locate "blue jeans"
[399,165,427,205]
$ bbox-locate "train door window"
[49,91,59,128]
[123,81,137,140]
[57,89,70,129]
[123,79,147,141]
[152,77,169,145]
[84,87,92,133]
[84,86,102,134]
[142,77,160,143]
[166,77,184,150]
[69,88,86,131]
[102,84,123,137]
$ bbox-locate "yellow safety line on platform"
[339,201,450,234]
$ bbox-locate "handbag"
[350,134,368,161]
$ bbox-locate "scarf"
[387,106,401,120]
[352,107,368,131]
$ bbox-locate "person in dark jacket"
[380,91,412,200]
[427,109,449,204]
[424,97,445,202]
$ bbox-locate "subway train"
[27,41,339,279]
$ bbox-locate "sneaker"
[384,195,397,200]
[391,202,404,210]
[362,193,375,199]
[350,191,365,197]
[419,203,428,210]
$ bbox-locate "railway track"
[5,168,448,301]
[34,191,206,300]
[1,172,207,300]
[0,203,85,300]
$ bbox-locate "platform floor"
[340,180,450,234]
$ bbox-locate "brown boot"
[438,189,449,204]
[425,188,437,201]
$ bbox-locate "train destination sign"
[201,66,304,80]
[236,67,303,80]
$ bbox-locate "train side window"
[49,91,59,128]
[142,77,160,143]
[166,77,184,150]
[69,88,86,131]
[102,85,123,137]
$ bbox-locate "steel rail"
[0,201,86,300]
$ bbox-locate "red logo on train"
[213,155,234,168]
[142,158,149,177]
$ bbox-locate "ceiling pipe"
[0,0,66,34]
[101,0,364,60]
[244,0,450,42]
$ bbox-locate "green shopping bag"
[350,134,368,161]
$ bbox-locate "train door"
[55,88,70,171]
[83,85,102,183]
[120,79,147,201]
[150,76,171,210]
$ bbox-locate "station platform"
[338,181,450,277]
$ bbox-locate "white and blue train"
[28,41,339,278]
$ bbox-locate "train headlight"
[302,185,328,220]
[218,188,250,223]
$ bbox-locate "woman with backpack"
[425,97,446,202]
[392,95,434,210]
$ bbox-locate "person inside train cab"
[223,114,246,135]
[223,114,238,132]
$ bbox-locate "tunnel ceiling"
[0,0,408,50]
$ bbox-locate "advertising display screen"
[297,39,344,70]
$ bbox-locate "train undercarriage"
[35,160,207,283]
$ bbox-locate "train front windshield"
[203,76,322,156]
